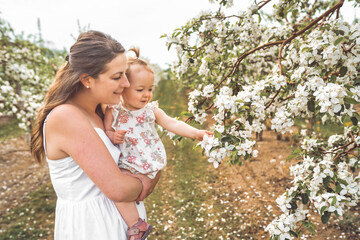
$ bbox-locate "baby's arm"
[154,107,212,141]
[104,106,126,144]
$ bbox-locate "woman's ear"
[79,73,91,89]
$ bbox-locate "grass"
[144,135,269,239]
[145,79,260,239]
[0,118,25,142]
[0,183,56,240]
[338,207,360,235]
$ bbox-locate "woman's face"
[91,53,130,105]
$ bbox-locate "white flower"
[252,150,258,157]
[202,84,214,97]
[340,183,358,196]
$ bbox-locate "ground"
[0,130,359,239]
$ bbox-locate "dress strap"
[43,113,51,157]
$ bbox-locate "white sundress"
[43,117,146,240]
[111,101,167,179]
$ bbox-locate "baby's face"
[122,67,154,111]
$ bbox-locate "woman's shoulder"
[46,104,89,128]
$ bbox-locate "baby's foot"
[127,218,152,240]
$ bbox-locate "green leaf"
[354,78,360,86]
[290,201,298,210]
[351,116,358,125]
[248,115,253,125]
[321,211,331,224]
[231,136,240,144]
[286,153,297,161]
[331,74,337,82]
[172,135,183,142]
[344,97,359,104]
[331,196,337,206]
[167,42,173,51]
[214,130,221,140]
[181,111,193,117]
[337,178,348,185]
[307,100,315,112]
[193,144,201,150]
[293,148,302,154]
[323,176,331,187]
[289,230,298,237]
[340,66,348,77]
[320,206,327,215]
[221,136,232,143]
[301,193,309,205]
[301,47,311,52]
[230,154,240,165]
[334,37,345,46]
[335,183,342,193]
[303,221,316,234]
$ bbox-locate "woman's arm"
[154,107,212,140]
[46,105,142,202]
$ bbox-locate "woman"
[30,30,160,239]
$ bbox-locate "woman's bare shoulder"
[46,104,90,131]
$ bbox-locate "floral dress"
[111,101,167,179]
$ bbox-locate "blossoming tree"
[164,0,360,238]
[0,17,63,131]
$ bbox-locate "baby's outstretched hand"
[113,130,127,144]
[195,130,213,141]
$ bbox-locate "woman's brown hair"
[30,30,125,163]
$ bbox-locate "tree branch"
[257,0,272,10]
[277,0,345,76]
[215,40,284,90]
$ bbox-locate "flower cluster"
[0,17,63,131]
[313,83,347,116]
[198,134,230,168]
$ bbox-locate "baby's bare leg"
[115,201,139,227]
[115,168,140,227]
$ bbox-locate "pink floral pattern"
[118,113,129,124]
[128,137,138,146]
[112,101,167,179]
[136,112,146,124]
[142,162,150,170]
[127,156,136,163]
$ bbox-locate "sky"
[0,0,358,68]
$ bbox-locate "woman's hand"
[133,171,161,202]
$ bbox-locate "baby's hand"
[113,130,127,144]
[195,130,213,141]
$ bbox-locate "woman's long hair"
[30,30,125,164]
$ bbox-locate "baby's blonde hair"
[126,48,154,81]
